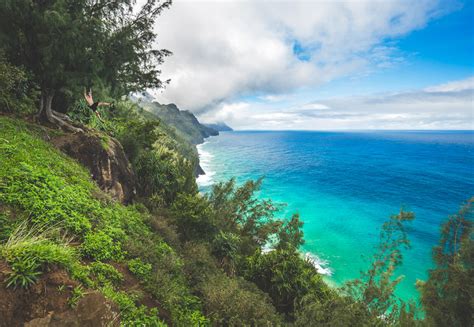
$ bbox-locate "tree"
[0,0,171,131]
[345,210,415,321]
[207,178,282,255]
[212,231,240,276]
[277,213,304,251]
[419,197,473,326]
[243,249,330,319]
[170,193,217,241]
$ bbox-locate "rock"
[23,293,119,327]
[0,265,119,327]
[196,164,205,176]
[51,132,136,204]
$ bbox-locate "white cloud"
[424,76,474,92]
[153,0,448,112]
[299,102,330,110]
[258,94,289,102]
[198,77,474,130]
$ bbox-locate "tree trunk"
[37,89,83,133]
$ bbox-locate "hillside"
[0,1,471,323]
[137,99,218,145]
[0,116,207,325]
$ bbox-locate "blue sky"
[154,0,473,130]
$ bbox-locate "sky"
[150,0,474,130]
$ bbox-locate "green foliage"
[0,209,18,242]
[0,116,205,323]
[81,230,123,261]
[294,292,381,326]
[419,198,473,327]
[68,285,86,308]
[200,273,283,326]
[0,54,37,114]
[1,163,93,235]
[207,178,282,255]
[243,249,330,319]
[212,231,240,276]
[135,150,193,206]
[128,258,152,281]
[277,213,305,251]
[90,262,123,286]
[0,0,172,120]
[113,108,198,207]
[345,210,415,322]
[5,256,41,289]
[101,285,166,327]
[0,220,85,289]
[68,98,118,134]
[171,193,217,241]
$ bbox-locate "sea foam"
[196,143,215,187]
[304,252,333,276]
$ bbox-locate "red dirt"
[0,261,119,327]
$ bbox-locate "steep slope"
[0,116,207,326]
[139,101,218,145]
[51,132,136,204]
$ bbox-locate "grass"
[0,116,208,325]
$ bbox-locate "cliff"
[139,100,218,145]
[50,132,136,204]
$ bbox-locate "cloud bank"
[153,0,448,112]
[198,77,474,130]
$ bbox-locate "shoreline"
[196,141,216,187]
[195,137,336,282]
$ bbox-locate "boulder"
[51,132,136,204]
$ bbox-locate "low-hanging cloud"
[198,76,474,130]
[153,0,452,112]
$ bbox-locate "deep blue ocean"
[196,130,474,302]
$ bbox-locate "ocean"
[196,130,474,303]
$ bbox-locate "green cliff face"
[140,100,218,145]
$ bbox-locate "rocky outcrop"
[23,293,119,327]
[51,132,136,204]
[0,264,119,327]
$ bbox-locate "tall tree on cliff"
[0,0,171,131]
[419,197,473,326]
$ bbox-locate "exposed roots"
[48,113,84,133]
[38,91,84,133]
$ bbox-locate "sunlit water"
[197,130,474,302]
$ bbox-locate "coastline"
[196,141,216,188]
[195,135,335,282]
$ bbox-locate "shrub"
[1,221,83,288]
[243,249,331,318]
[101,285,167,327]
[1,163,93,235]
[0,55,37,114]
[81,230,123,261]
[128,258,152,281]
[68,285,86,308]
[5,256,41,289]
[294,293,378,326]
[170,193,217,241]
[90,262,123,286]
[200,273,282,326]
[212,231,240,275]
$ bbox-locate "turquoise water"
[196,130,474,302]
